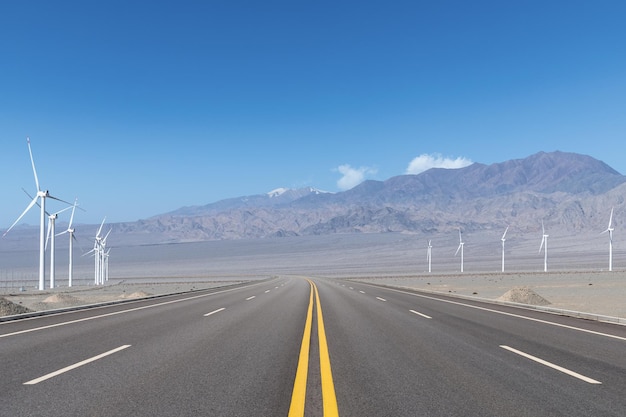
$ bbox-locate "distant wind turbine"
[56,199,82,287]
[539,220,548,272]
[501,226,509,272]
[427,240,432,273]
[3,138,71,290]
[601,207,614,272]
[45,206,73,289]
[455,229,464,272]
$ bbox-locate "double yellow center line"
[288,279,339,417]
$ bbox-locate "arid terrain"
[2,233,625,321]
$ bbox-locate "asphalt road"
[1,277,625,416]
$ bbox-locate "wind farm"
[2,138,108,291]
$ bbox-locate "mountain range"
[107,151,625,243]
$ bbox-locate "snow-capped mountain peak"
[267,188,289,198]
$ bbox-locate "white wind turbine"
[45,205,74,289]
[501,226,509,272]
[3,138,70,291]
[539,220,548,272]
[601,207,614,272]
[94,218,106,285]
[427,239,432,273]
[56,199,81,287]
[99,229,112,285]
[455,229,464,272]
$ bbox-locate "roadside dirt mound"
[43,294,81,304]
[122,291,152,299]
[498,286,551,306]
[0,297,33,316]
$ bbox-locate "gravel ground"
[1,279,248,317]
[1,234,625,320]
[2,270,625,322]
[353,270,626,320]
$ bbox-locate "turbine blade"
[47,194,74,207]
[539,236,545,253]
[22,187,50,215]
[455,243,462,256]
[45,217,52,250]
[609,207,614,229]
[502,226,509,240]
[3,195,39,236]
[68,199,78,229]
[27,137,41,192]
[96,217,106,237]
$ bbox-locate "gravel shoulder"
[1,280,248,317]
[353,270,626,320]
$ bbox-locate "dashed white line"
[359,291,365,294]
[204,308,225,317]
[246,296,256,301]
[265,290,271,293]
[376,297,387,302]
[24,345,132,385]
[500,345,602,384]
[410,309,432,319]
[368,285,626,342]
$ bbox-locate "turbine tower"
[427,240,432,273]
[455,229,464,272]
[539,220,548,272]
[57,199,80,287]
[601,207,614,272]
[501,226,509,272]
[3,138,70,290]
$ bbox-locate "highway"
[1,276,625,416]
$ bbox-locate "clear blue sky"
[1,1,625,226]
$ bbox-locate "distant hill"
[107,151,625,243]
[4,151,625,246]
[165,187,329,216]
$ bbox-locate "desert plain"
[1,232,625,321]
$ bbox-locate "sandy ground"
[1,234,625,321]
[352,270,626,320]
[0,280,246,317]
[2,271,625,323]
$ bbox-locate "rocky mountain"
[110,151,625,243]
[165,187,329,216]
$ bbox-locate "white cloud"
[406,153,473,175]
[335,164,377,190]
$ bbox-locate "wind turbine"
[601,207,614,272]
[455,229,464,272]
[99,228,112,285]
[539,220,548,272]
[427,240,432,273]
[45,206,73,289]
[501,226,509,272]
[56,199,80,287]
[3,138,70,290]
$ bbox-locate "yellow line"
[313,282,339,417]
[288,281,314,417]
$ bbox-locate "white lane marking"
[24,345,131,385]
[349,287,354,290]
[376,297,387,302]
[0,282,273,339]
[500,345,602,384]
[246,296,256,301]
[204,308,225,317]
[359,291,365,294]
[265,290,271,293]
[369,285,626,342]
[410,309,432,319]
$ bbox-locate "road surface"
[1,277,625,416]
